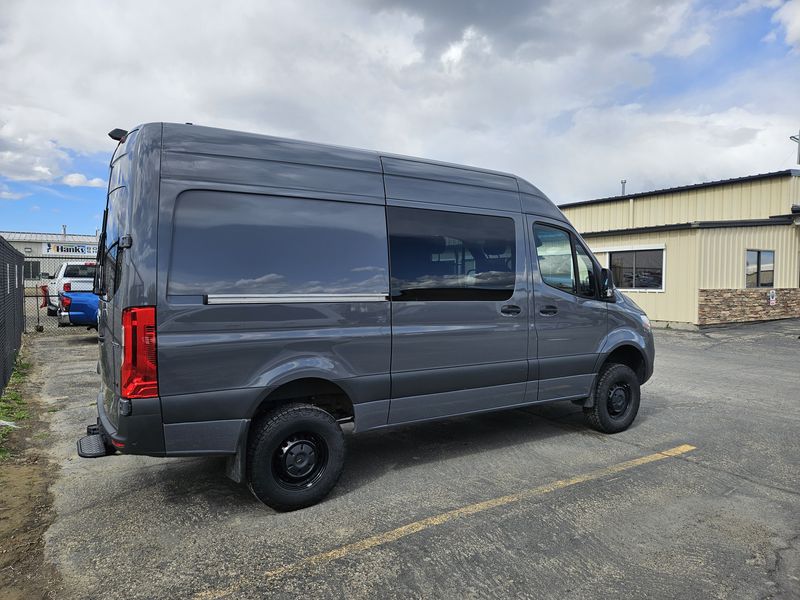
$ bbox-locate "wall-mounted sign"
[41,242,98,256]
[768,289,777,306]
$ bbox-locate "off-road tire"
[247,403,345,511]
[584,363,640,433]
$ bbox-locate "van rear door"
[97,133,135,428]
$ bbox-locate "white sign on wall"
[768,289,777,306]
[41,242,98,256]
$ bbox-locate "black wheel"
[247,403,345,511]
[584,363,640,433]
[47,306,57,317]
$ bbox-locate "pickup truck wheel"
[247,403,345,511]
[47,307,57,317]
[584,363,640,433]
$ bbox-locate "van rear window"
[167,191,389,296]
[64,265,97,278]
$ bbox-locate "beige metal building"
[560,170,800,327]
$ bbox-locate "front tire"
[584,363,640,433]
[247,403,345,511]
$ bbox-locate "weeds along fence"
[0,236,24,396]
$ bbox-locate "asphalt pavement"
[35,319,800,599]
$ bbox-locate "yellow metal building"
[560,170,800,327]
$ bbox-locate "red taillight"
[61,295,72,310]
[121,307,159,399]
[63,282,71,292]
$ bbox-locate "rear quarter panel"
[154,127,391,428]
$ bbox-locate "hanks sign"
[42,242,98,256]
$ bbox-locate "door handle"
[500,304,522,316]
[539,305,558,316]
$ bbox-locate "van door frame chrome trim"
[205,293,390,304]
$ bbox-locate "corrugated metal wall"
[584,229,699,324]
[698,226,800,289]
[565,177,794,234]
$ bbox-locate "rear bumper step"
[77,433,114,458]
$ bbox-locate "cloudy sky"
[1,0,799,235]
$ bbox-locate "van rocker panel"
[387,382,527,425]
[391,360,527,399]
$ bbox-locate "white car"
[46,261,97,316]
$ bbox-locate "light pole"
[791,130,800,165]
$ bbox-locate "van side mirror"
[600,268,616,301]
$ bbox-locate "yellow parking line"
[194,444,696,599]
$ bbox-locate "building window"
[388,206,516,301]
[609,249,664,290]
[745,250,774,288]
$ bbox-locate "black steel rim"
[607,382,631,418]
[272,432,328,490]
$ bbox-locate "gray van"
[79,123,654,511]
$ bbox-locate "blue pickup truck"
[57,291,99,330]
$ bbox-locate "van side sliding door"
[386,203,529,424]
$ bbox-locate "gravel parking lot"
[30,320,800,599]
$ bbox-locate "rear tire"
[247,403,345,511]
[584,363,640,433]
[47,306,57,317]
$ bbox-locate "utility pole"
[621,179,627,195]
[791,130,800,165]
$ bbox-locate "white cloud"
[0,182,27,200]
[61,173,106,188]
[774,0,800,48]
[0,119,68,181]
[665,28,711,57]
[720,0,782,19]
[0,0,797,205]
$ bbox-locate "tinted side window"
[388,206,516,301]
[534,224,574,293]
[168,192,389,296]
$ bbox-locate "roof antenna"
[621,179,627,195]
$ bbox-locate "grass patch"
[0,354,32,459]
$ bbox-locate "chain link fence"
[1,237,24,396]
[23,255,98,335]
